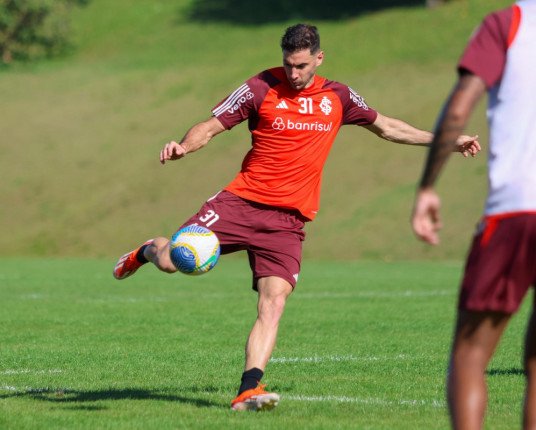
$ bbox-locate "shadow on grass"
[183,0,425,25]
[0,387,218,409]
[486,367,525,377]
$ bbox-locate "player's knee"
[271,295,287,313]
[260,296,288,324]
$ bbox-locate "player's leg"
[246,275,293,370]
[143,237,177,273]
[112,191,235,281]
[447,310,510,430]
[231,275,292,411]
[523,296,536,430]
[113,236,177,279]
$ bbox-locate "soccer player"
[411,2,536,429]
[114,23,480,411]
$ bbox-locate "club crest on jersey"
[319,96,332,115]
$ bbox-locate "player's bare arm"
[418,73,486,188]
[364,112,481,157]
[365,112,433,145]
[160,116,226,164]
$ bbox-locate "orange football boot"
[231,384,280,411]
[113,239,154,280]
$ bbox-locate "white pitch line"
[285,394,445,408]
[0,386,19,391]
[15,290,453,303]
[0,386,68,393]
[270,354,409,364]
[0,369,63,375]
[296,290,453,299]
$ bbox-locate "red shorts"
[459,212,536,314]
[178,190,306,289]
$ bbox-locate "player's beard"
[290,75,314,90]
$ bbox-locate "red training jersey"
[212,67,377,220]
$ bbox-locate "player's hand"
[160,140,187,164]
[454,134,480,157]
[411,188,442,245]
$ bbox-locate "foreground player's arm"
[364,112,481,157]
[160,116,226,164]
[418,74,486,188]
[412,73,487,245]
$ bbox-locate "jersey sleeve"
[458,6,513,89]
[211,71,277,130]
[344,86,378,125]
[325,81,377,126]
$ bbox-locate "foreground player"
[114,24,480,411]
[412,2,536,429]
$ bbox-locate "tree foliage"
[0,0,89,64]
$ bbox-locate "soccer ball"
[169,225,220,275]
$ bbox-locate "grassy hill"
[0,0,511,260]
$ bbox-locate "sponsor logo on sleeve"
[349,87,369,110]
[212,84,254,116]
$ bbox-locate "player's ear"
[315,50,324,66]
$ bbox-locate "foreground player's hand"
[411,188,442,245]
[455,134,480,157]
[160,141,187,164]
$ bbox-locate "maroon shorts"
[178,190,306,289]
[459,212,536,314]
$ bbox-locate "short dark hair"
[280,24,320,54]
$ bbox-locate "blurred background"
[0,0,511,261]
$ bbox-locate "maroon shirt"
[458,5,518,89]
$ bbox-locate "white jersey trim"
[212,83,251,117]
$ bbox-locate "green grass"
[0,259,530,429]
[1,2,527,428]
[0,0,511,260]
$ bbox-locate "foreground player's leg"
[113,237,176,279]
[447,310,510,430]
[523,302,536,430]
[143,237,177,273]
[231,276,292,411]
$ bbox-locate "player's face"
[283,49,324,90]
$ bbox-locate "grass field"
[1,1,526,428]
[0,0,511,260]
[0,258,530,429]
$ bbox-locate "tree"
[0,0,89,64]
